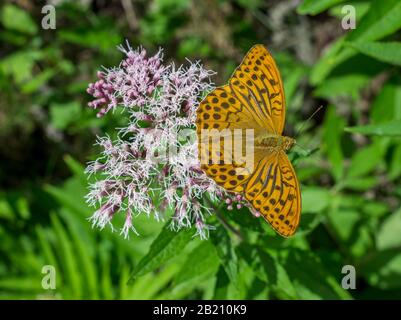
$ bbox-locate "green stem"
[204,195,244,242]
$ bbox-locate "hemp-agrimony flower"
[86,42,238,239]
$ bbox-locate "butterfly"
[196,44,301,237]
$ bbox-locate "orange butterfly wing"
[196,44,301,237]
[244,151,301,237]
[229,44,286,134]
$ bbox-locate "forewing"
[229,44,286,134]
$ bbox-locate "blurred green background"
[1,0,401,300]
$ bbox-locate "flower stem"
[204,195,244,241]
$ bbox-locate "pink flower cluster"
[225,194,247,211]
[87,43,165,117]
[85,43,232,239]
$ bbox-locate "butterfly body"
[255,134,295,152]
[196,44,301,237]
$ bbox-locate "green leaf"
[225,206,264,233]
[0,277,42,292]
[302,187,331,213]
[348,42,401,66]
[98,243,113,299]
[50,213,82,298]
[137,262,181,299]
[329,2,371,20]
[128,224,193,281]
[235,0,263,10]
[389,143,401,180]
[61,210,99,299]
[377,208,401,250]
[323,106,345,181]
[353,227,374,258]
[210,225,240,292]
[328,209,360,241]
[283,65,306,107]
[0,196,16,220]
[342,176,378,191]
[370,78,401,123]
[1,4,38,35]
[345,120,401,137]
[314,74,370,100]
[45,183,91,217]
[237,244,299,299]
[347,142,385,178]
[362,249,401,289]
[63,155,86,184]
[178,37,211,58]
[363,201,389,218]
[282,249,352,299]
[310,36,349,85]
[50,102,82,130]
[21,69,56,94]
[348,0,401,42]
[298,0,347,15]
[35,226,62,284]
[0,50,42,83]
[311,0,401,84]
[212,266,230,299]
[58,28,122,52]
[173,241,220,291]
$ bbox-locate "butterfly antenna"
[295,105,325,138]
[295,143,308,153]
